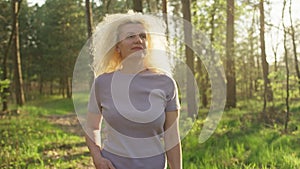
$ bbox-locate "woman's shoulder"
[94,72,114,83]
[147,68,173,78]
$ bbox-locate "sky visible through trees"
[27,0,300,63]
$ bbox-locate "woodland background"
[0,0,300,168]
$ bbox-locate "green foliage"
[0,70,10,104]
[1,97,300,168]
[0,96,91,168]
[25,95,75,115]
[182,100,300,168]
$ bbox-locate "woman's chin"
[126,50,146,59]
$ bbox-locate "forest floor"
[44,113,94,168]
[1,96,299,169]
[0,96,95,169]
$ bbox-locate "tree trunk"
[282,0,290,133]
[146,0,157,13]
[196,59,208,107]
[162,0,167,13]
[133,0,143,13]
[288,0,300,94]
[2,50,9,112]
[12,0,25,106]
[226,0,236,108]
[1,16,15,111]
[181,0,196,117]
[85,0,94,38]
[66,76,72,99]
[259,0,273,114]
[193,0,208,108]
[85,0,95,87]
[271,33,279,72]
[162,0,169,41]
[248,11,256,98]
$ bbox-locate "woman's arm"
[85,112,115,169]
[164,110,182,169]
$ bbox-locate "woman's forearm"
[166,143,182,169]
[85,132,102,162]
[85,112,104,166]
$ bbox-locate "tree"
[133,0,143,12]
[85,0,94,38]
[259,0,273,114]
[247,5,260,98]
[39,0,86,98]
[85,0,95,85]
[288,0,300,93]
[145,0,158,13]
[226,0,236,108]
[0,0,12,111]
[181,0,196,117]
[282,0,290,133]
[12,0,25,106]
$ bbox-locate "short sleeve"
[87,81,101,114]
[165,78,181,112]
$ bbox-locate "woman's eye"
[139,33,147,39]
[126,35,135,39]
[125,33,147,40]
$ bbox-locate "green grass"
[182,100,300,169]
[25,95,75,115]
[1,96,300,169]
[0,96,92,169]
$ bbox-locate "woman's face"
[116,23,148,59]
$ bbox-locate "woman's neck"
[120,56,146,74]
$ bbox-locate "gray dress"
[88,69,180,169]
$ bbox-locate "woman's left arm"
[164,110,182,169]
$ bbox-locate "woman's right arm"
[85,112,116,169]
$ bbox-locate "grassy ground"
[0,96,93,169]
[0,96,299,168]
[182,100,300,169]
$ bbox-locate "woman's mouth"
[131,46,144,50]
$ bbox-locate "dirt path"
[45,113,95,168]
[46,113,86,137]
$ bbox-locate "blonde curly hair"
[91,12,172,76]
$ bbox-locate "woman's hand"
[85,112,116,169]
[94,157,116,169]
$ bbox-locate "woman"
[85,13,182,169]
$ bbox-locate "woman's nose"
[133,34,143,43]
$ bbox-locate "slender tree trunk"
[181,0,196,117]
[259,0,273,115]
[248,11,255,98]
[102,0,112,14]
[2,52,9,112]
[288,0,300,94]
[226,0,236,108]
[162,0,169,41]
[12,0,25,106]
[196,59,208,107]
[282,0,290,133]
[162,0,167,14]
[67,76,71,98]
[146,0,157,13]
[271,41,279,72]
[85,0,94,38]
[133,0,143,13]
[1,18,15,111]
[85,0,95,87]
[192,0,207,108]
